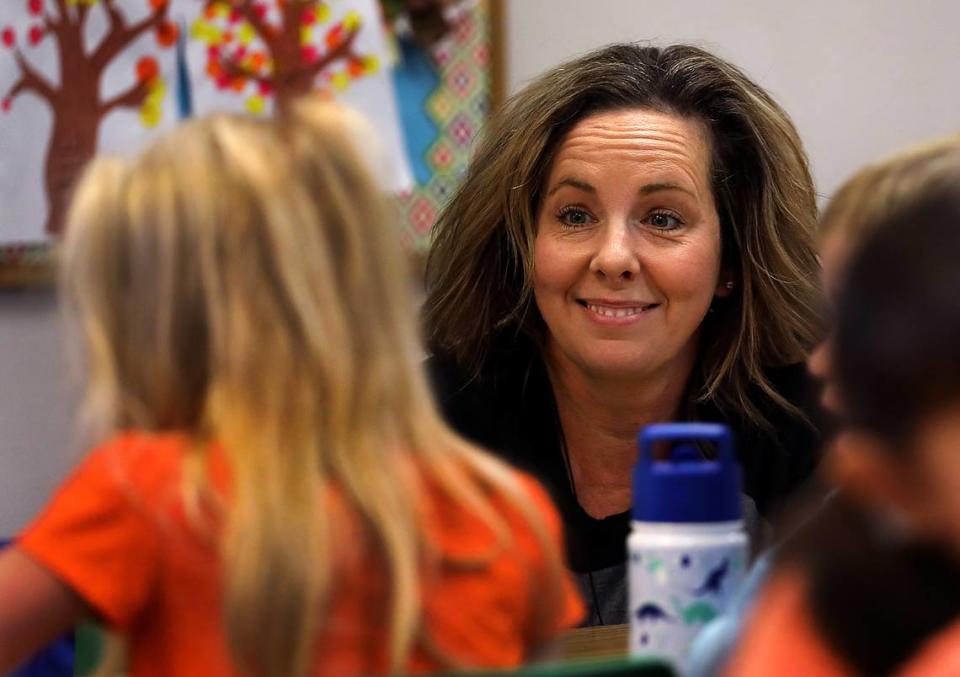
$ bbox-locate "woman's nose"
[589,221,641,281]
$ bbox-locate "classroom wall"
[2,0,959,533]
[505,0,960,201]
[0,290,76,536]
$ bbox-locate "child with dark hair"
[728,162,960,675]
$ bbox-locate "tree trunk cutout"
[2,0,176,235]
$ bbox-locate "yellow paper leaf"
[343,11,361,31]
[246,95,266,114]
[239,24,256,45]
[330,71,349,92]
[192,20,223,45]
[140,102,162,128]
[146,79,166,106]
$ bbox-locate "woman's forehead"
[545,108,713,197]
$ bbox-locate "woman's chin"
[566,352,666,383]
[545,335,699,384]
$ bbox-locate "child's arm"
[0,547,90,670]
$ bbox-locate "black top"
[427,343,823,623]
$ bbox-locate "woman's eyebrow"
[547,177,594,196]
[639,181,696,197]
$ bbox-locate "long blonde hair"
[425,43,824,426]
[61,100,563,675]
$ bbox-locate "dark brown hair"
[776,145,960,675]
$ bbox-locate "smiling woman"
[424,43,826,625]
[535,109,726,385]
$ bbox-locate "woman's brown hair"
[425,43,823,426]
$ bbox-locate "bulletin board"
[391,0,502,259]
[0,0,503,287]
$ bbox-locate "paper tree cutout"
[1,0,176,235]
[191,0,379,113]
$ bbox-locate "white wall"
[2,0,959,533]
[0,290,76,536]
[505,0,960,201]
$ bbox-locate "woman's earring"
[710,280,736,314]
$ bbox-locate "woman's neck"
[545,345,695,519]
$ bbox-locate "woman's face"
[533,108,729,382]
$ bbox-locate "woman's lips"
[577,299,660,323]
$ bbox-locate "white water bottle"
[628,423,748,674]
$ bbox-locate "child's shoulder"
[78,431,205,503]
[88,429,193,468]
[726,567,852,676]
[418,457,561,556]
[427,455,556,510]
[904,620,960,677]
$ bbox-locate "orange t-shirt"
[726,568,960,677]
[18,432,583,676]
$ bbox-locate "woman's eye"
[557,206,594,228]
[645,211,683,230]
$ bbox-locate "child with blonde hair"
[0,101,582,675]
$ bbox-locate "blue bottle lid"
[632,422,743,523]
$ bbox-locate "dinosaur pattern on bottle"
[628,544,745,665]
[692,557,730,596]
[634,602,675,623]
[672,596,718,625]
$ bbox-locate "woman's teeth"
[586,303,648,318]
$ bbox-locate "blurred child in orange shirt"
[0,100,583,676]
